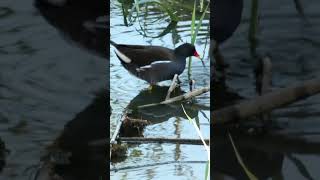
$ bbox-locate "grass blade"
[181,104,210,180]
[228,133,258,180]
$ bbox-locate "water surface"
[110,1,210,179]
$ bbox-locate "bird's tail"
[110,40,117,46]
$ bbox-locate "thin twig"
[110,114,126,158]
[166,74,178,100]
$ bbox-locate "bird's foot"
[147,84,154,92]
[177,76,182,85]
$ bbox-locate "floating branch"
[213,78,320,124]
[139,86,210,108]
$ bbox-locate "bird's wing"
[134,61,179,83]
[113,45,175,66]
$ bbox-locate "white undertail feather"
[114,48,131,63]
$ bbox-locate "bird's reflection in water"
[127,86,199,124]
[35,91,108,180]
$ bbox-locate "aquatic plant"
[188,1,209,79]
[182,104,210,180]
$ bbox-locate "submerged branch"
[92,137,209,146]
[111,160,207,172]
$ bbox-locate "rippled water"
[213,0,320,179]
[110,0,210,179]
[0,0,106,179]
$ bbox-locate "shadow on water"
[213,0,320,179]
[0,0,107,179]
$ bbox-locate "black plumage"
[111,41,200,84]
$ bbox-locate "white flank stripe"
[139,65,152,69]
[137,60,171,71]
[151,60,171,65]
[114,48,131,63]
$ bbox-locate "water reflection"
[34,92,107,180]
[127,86,200,124]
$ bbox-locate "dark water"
[213,0,320,179]
[0,0,107,179]
[110,0,210,179]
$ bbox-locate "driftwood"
[139,86,210,108]
[213,78,320,124]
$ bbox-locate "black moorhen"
[110,41,200,84]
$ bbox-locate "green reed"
[187,1,209,79]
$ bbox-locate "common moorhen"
[110,41,200,84]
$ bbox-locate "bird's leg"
[177,76,182,85]
[148,84,154,92]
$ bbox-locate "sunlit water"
[110,1,210,180]
[214,0,320,179]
